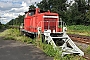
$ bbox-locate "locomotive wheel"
[42,35,45,43]
[42,35,48,44]
[20,31,25,36]
[31,34,35,39]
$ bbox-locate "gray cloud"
[0,0,42,24]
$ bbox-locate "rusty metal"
[68,34,90,44]
[83,56,90,60]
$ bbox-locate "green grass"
[0,28,86,60]
[86,45,90,54]
[67,25,90,36]
[35,37,86,60]
[0,28,32,43]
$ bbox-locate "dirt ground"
[0,37,53,60]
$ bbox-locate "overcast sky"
[0,0,42,24]
[0,0,73,24]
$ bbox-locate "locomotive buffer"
[43,27,84,56]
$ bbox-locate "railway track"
[9,26,90,45]
[68,34,90,45]
[68,34,90,60]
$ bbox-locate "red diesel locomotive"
[21,8,62,38]
[20,8,84,56]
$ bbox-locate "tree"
[7,15,24,25]
[65,0,89,25]
[37,0,67,12]
[7,0,90,26]
[65,2,80,25]
[86,0,90,10]
[37,0,50,11]
[0,22,2,28]
[74,0,87,14]
[29,5,36,10]
[37,0,68,21]
[85,10,90,25]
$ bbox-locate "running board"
[44,30,84,56]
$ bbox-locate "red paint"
[24,8,62,33]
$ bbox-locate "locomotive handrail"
[37,21,67,32]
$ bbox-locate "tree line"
[7,0,90,25]
[6,15,24,26]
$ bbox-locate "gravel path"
[0,37,53,60]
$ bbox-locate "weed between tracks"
[0,28,86,60]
